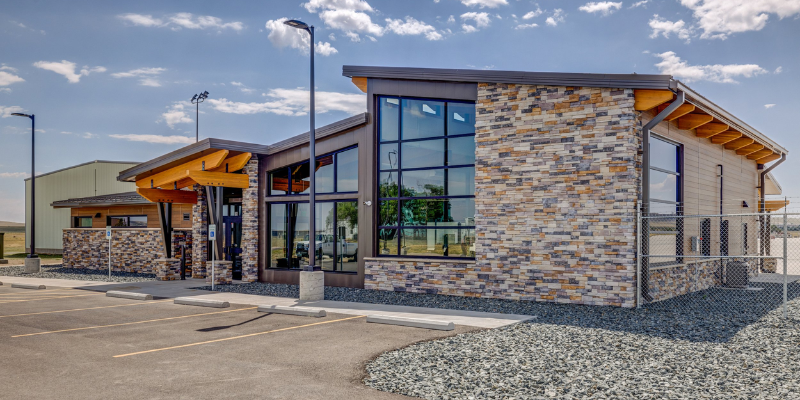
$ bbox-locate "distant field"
[0,226,25,233]
[2,232,25,255]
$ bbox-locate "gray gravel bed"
[0,265,157,282]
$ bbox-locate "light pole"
[11,112,39,269]
[284,19,318,272]
[191,91,209,143]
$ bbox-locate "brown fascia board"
[266,112,368,155]
[117,138,270,182]
[342,65,676,90]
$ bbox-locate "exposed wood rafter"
[695,122,729,138]
[136,188,198,204]
[736,143,765,156]
[710,130,742,145]
[351,77,368,93]
[757,153,782,164]
[723,137,754,151]
[656,103,695,121]
[174,152,252,190]
[135,150,229,189]
[678,114,715,131]
[747,149,773,160]
[187,171,250,189]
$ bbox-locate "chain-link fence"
[637,205,799,320]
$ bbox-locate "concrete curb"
[11,283,46,290]
[366,315,455,331]
[106,291,153,301]
[174,297,230,308]
[258,305,326,317]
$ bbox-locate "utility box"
[726,261,749,288]
[690,236,700,252]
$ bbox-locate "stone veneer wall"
[192,184,208,278]
[63,228,191,273]
[648,259,760,302]
[241,156,259,282]
[364,83,640,307]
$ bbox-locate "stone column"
[206,260,233,285]
[154,258,180,281]
[241,156,259,282]
[192,184,208,278]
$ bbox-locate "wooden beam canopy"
[760,200,790,212]
[136,150,229,189]
[634,89,673,111]
[746,149,773,160]
[678,114,715,131]
[757,153,782,164]
[723,137,754,151]
[736,143,765,156]
[710,130,742,145]
[656,103,695,121]
[186,171,250,189]
[351,77,368,93]
[174,152,252,190]
[136,188,198,204]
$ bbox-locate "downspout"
[640,90,685,303]
[758,153,787,264]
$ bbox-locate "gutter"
[759,154,786,212]
[640,90,685,303]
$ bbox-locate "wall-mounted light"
[94,213,101,218]
[742,201,749,208]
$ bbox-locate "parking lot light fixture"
[11,112,38,260]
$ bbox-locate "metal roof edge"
[677,81,788,156]
[266,113,368,155]
[765,171,783,194]
[343,65,674,90]
[24,160,141,182]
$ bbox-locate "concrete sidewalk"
[0,275,533,329]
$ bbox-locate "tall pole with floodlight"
[11,112,40,273]
[191,91,209,143]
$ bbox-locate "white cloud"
[207,88,365,117]
[649,15,693,42]
[161,102,194,128]
[366,35,377,42]
[329,33,336,41]
[111,67,166,78]
[447,15,455,23]
[680,0,800,40]
[110,134,194,145]
[264,18,339,56]
[654,51,768,83]
[461,12,491,32]
[0,71,24,87]
[546,9,565,26]
[385,16,443,40]
[0,64,18,73]
[764,104,776,109]
[0,172,29,178]
[319,9,384,36]
[302,0,374,12]
[82,132,97,139]
[515,23,539,29]
[0,105,25,118]
[32,60,106,83]
[461,0,508,8]
[523,8,543,19]
[579,2,622,16]
[345,31,361,42]
[139,78,162,87]
[630,0,649,8]
[118,13,243,31]
[775,66,783,74]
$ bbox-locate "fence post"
[636,207,642,309]
[783,201,788,319]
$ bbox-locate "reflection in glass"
[315,155,334,193]
[316,202,335,271]
[379,172,398,198]
[129,216,147,227]
[336,201,359,272]
[650,137,678,172]
[289,203,310,268]
[448,102,476,136]
[447,167,475,196]
[447,136,475,166]
[401,99,444,140]
[269,168,288,195]
[650,169,678,202]
[270,204,288,268]
[291,163,310,194]
[380,98,400,141]
[399,228,475,257]
[379,200,398,227]
[402,169,445,197]
[401,139,444,169]
[379,229,398,255]
[336,147,358,192]
[401,198,475,226]
[380,143,398,171]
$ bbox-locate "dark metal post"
[308,25,317,271]
[196,100,199,143]
[29,115,36,258]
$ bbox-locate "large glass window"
[268,146,358,196]
[74,216,92,228]
[648,136,682,264]
[108,215,147,228]
[269,201,358,272]
[378,96,476,259]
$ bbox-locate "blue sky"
[1,0,799,222]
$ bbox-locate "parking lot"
[0,285,476,400]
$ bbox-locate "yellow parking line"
[0,293,104,304]
[0,289,77,296]
[114,315,365,358]
[0,300,171,318]
[13,307,258,337]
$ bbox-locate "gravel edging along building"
[62,65,788,308]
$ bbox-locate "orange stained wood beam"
[723,137,754,151]
[747,149,773,160]
[760,200,790,212]
[634,89,674,111]
[656,103,695,121]
[351,77,367,93]
[710,130,742,145]
[136,150,229,189]
[757,153,782,164]
[736,143,765,156]
[187,171,250,189]
[136,188,198,204]
[681,116,719,133]
[173,152,253,190]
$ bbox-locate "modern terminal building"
[55,65,789,307]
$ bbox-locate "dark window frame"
[107,215,148,228]
[267,199,359,273]
[73,216,93,228]
[647,134,684,266]
[376,95,476,260]
[266,145,359,197]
